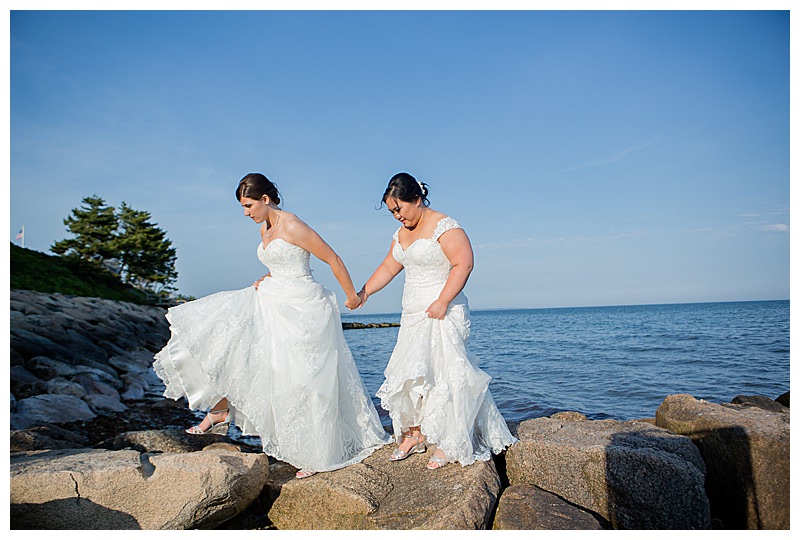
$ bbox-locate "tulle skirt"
[153,276,390,472]
[376,287,517,466]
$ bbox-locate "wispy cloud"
[761,224,789,233]
[475,229,655,250]
[547,133,661,178]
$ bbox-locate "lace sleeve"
[392,227,402,243]
[432,216,462,241]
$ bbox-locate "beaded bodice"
[257,239,313,279]
[392,216,462,287]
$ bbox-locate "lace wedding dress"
[153,238,390,472]
[376,216,517,466]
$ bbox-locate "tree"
[114,203,178,294]
[51,195,119,264]
[52,196,179,296]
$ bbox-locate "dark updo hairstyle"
[381,172,430,208]
[236,173,281,205]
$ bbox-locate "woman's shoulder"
[432,214,462,237]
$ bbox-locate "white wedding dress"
[153,238,391,472]
[377,216,517,466]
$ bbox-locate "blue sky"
[7,6,791,314]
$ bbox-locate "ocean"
[342,300,790,424]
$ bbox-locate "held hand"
[356,289,369,308]
[345,293,363,311]
[425,299,448,320]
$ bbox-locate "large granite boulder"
[492,484,608,530]
[268,443,501,529]
[506,415,709,529]
[656,393,790,530]
[10,446,269,529]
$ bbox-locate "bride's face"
[240,196,270,223]
[385,197,423,228]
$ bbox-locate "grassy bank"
[10,243,151,304]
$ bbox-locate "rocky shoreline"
[9,289,790,530]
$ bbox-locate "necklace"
[265,209,282,237]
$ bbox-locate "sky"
[6,3,792,315]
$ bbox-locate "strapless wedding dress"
[153,238,390,472]
[376,216,517,466]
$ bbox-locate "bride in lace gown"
[153,173,390,478]
[356,172,516,469]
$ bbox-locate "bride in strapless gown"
[153,173,390,478]
[357,173,516,469]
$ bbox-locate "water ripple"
[342,301,789,423]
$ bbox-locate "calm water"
[343,300,790,424]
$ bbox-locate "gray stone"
[775,391,789,408]
[11,428,88,452]
[10,365,48,398]
[10,327,75,363]
[26,356,84,380]
[656,393,789,530]
[268,443,501,529]
[493,484,608,530]
[11,425,90,452]
[46,377,87,399]
[506,416,709,530]
[730,395,789,413]
[12,394,97,429]
[109,349,156,374]
[109,429,254,454]
[10,447,269,529]
[84,392,128,413]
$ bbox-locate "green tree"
[115,202,178,294]
[51,195,119,265]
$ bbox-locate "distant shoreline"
[342,321,399,330]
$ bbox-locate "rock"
[84,393,128,413]
[656,394,789,530]
[120,370,164,401]
[108,429,256,455]
[550,411,588,422]
[268,444,501,529]
[109,350,156,374]
[775,391,789,408]
[11,428,88,452]
[10,365,48,399]
[10,447,269,529]
[10,328,76,363]
[27,356,119,388]
[730,395,789,413]
[12,394,97,429]
[46,377,88,399]
[506,416,709,530]
[26,356,81,379]
[54,328,110,363]
[11,425,90,451]
[493,484,608,530]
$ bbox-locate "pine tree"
[115,202,178,294]
[51,195,119,265]
[52,196,179,296]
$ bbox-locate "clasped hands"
[345,289,368,311]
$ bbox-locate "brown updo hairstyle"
[380,172,430,208]
[235,173,281,205]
